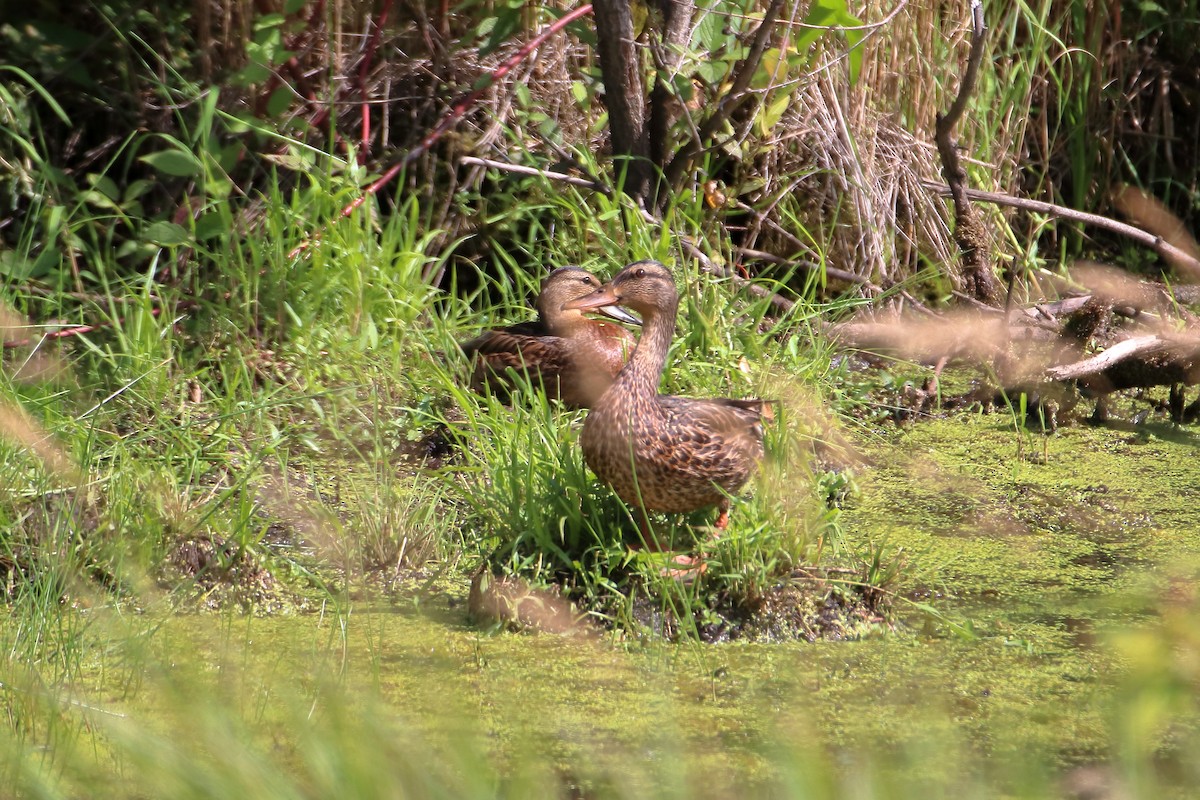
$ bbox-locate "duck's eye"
[634,268,645,278]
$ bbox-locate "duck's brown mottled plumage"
[562,260,769,536]
[461,267,637,408]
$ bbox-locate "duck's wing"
[649,395,769,481]
[658,395,773,432]
[464,333,571,374]
[460,320,548,359]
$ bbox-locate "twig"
[674,237,797,314]
[1044,335,1169,381]
[287,3,596,259]
[923,181,1200,280]
[938,1,985,134]
[734,246,875,288]
[357,0,394,164]
[659,0,785,202]
[2,304,194,349]
[933,0,1000,304]
[458,156,612,195]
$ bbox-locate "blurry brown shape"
[1070,262,1172,315]
[1114,185,1200,280]
[0,305,25,338]
[2,301,71,384]
[0,401,79,483]
[10,352,70,384]
[468,569,594,636]
[703,180,728,209]
[832,310,1013,365]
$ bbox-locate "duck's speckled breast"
[580,394,761,513]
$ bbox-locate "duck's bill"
[598,304,641,326]
[562,289,620,312]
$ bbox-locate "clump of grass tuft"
[419,222,867,637]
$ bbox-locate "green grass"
[5,1,1200,792]
[0,156,884,795]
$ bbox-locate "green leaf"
[756,92,791,137]
[86,173,120,201]
[194,212,229,242]
[266,86,293,118]
[140,149,202,178]
[197,89,220,139]
[123,179,155,203]
[232,61,272,86]
[799,0,865,84]
[254,12,287,31]
[262,149,322,172]
[29,249,59,279]
[666,72,694,102]
[0,65,71,125]
[692,9,726,52]
[480,2,522,56]
[0,251,34,280]
[83,190,118,210]
[217,143,245,173]
[143,220,191,247]
[694,59,729,86]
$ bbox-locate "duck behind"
[461,266,638,409]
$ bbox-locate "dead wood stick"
[1025,296,1094,319]
[593,0,651,201]
[733,246,874,287]
[673,237,797,314]
[1044,335,1167,381]
[458,156,612,195]
[923,182,1200,279]
[938,1,985,133]
[933,0,1000,304]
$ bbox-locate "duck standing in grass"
[461,266,639,409]
[562,260,770,565]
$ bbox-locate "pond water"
[56,413,1200,796]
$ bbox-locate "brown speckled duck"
[461,266,638,409]
[562,260,770,554]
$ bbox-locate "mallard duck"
[461,266,639,409]
[562,260,770,554]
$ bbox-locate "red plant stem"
[288,2,595,258]
[359,0,394,164]
[2,303,195,349]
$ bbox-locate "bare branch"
[648,0,697,188]
[593,0,652,201]
[734,247,877,288]
[659,0,785,203]
[933,0,1000,304]
[1045,336,1170,381]
[458,156,613,195]
[923,182,1200,279]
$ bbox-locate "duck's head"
[560,260,677,318]
[538,266,640,327]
